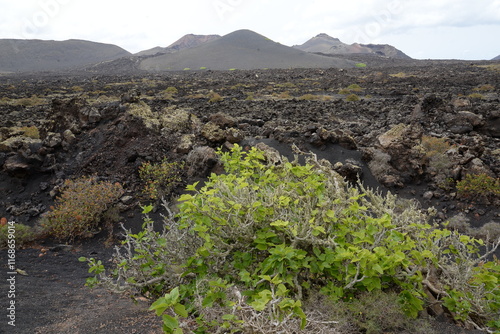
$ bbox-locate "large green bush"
[82,145,500,333]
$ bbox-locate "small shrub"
[138,159,184,201]
[446,213,471,234]
[422,136,450,156]
[298,94,317,100]
[468,93,484,100]
[355,63,367,68]
[347,84,363,92]
[19,126,40,139]
[328,290,435,334]
[40,176,124,241]
[208,92,223,103]
[346,93,360,102]
[0,222,35,249]
[276,82,296,89]
[199,67,207,70]
[390,72,408,78]
[421,136,453,174]
[339,84,363,95]
[277,91,291,99]
[80,204,195,298]
[164,86,178,95]
[159,86,178,100]
[4,95,46,107]
[473,84,495,92]
[183,68,191,71]
[473,222,500,243]
[476,64,500,72]
[456,173,500,201]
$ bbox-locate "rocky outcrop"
[186,146,219,177]
[0,62,498,229]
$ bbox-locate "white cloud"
[0,0,498,58]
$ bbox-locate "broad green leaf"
[270,220,289,227]
[149,299,169,316]
[249,290,272,311]
[372,263,384,275]
[173,303,188,318]
[141,205,153,214]
[326,210,336,219]
[185,182,199,191]
[312,225,326,235]
[178,194,194,202]
[162,314,179,330]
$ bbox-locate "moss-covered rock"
[201,122,226,142]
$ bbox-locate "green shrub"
[468,93,484,100]
[138,159,184,201]
[41,176,124,241]
[0,95,46,106]
[83,146,500,333]
[421,135,453,174]
[473,84,495,92]
[276,82,297,89]
[346,93,360,102]
[19,126,40,139]
[456,173,500,201]
[208,92,223,103]
[356,63,367,68]
[164,86,178,95]
[0,222,35,249]
[80,204,194,298]
[277,91,291,99]
[298,94,317,100]
[327,290,435,334]
[347,84,363,92]
[422,135,450,156]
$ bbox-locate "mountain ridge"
[0,39,130,73]
[135,34,221,56]
[138,29,355,71]
[294,33,411,59]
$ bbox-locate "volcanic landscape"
[0,30,499,333]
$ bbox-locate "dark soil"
[0,56,499,333]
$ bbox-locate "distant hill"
[0,39,130,72]
[294,33,411,59]
[135,34,221,56]
[139,29,355,71]
[493,55,500,60]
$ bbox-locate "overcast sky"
[1,0,499,60]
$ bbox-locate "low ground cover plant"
[82,145,500,333]
[41,175,123,241]
[456,173,500,202]
[0,222,35,249]
[139,159,184,201]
